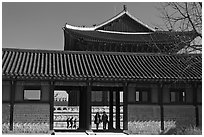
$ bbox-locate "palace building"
[2,6,202,133]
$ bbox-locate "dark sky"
[2,2,164,50]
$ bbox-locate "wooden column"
[123,84,128,130]
[158,83,164,131]
[103,90,107,105]
[79,86,86,130]
[49,81,54,130]
[86,84,92,130]
[108,88,114,130]
[79,84,92,130]
[10,80,15,131]
[193,83,199,127]
[116,88,120,130]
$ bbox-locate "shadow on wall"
[2,122,50,134]
[128,120,202,135]
[161,126,202,135]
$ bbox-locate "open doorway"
[53,88,80,130]
[91,88,123,131]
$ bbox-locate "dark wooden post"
[86,83,92,130]
[79,86,86,130]
[116,88,120,130]
[108,88,114,130]
[10,80,15,131]
[79,84,92,131]
[158,83,164,131]
[123,83,128,130]
[49,81,54,130]
[193,83,199,127]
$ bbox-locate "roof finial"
[123,5,127,11]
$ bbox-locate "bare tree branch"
[199,2,202,7]
[156,2,202,53]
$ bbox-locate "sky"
[2,2,165,50]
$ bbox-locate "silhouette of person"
[94,112,101,130]
[73,118,77,129]
[102,111,108,130]
[70,117,73,128]
[66,117,70,128]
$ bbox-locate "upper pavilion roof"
[65,5,155,33]
[63,6,197,52]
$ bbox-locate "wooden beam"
[49,81,54,130]
[9,80,15,131]
[54,81,87,86]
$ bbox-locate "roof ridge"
[2,48,201,57]
[94,10,126,29]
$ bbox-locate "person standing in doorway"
[70,117,73,129]
[73,118,77,129]
[102,111,108,130]
[94,112,101,130]
[66,117,70,129]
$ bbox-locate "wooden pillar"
[10,80,15,131]
[116,88,120,130]
[103,90,108,105]
[86,84,92,130]
[123,84,128,130]
[193,83,199,127]
[49,81,54,130]
[108,88,114,130]
[79,86,86,130]
[158,83,164,131]
[79,85,92,130]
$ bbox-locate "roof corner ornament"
[123,5,127,12]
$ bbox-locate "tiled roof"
[2,48,201,82]
[64,28,197,44]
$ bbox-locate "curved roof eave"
[65,23,96,31]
